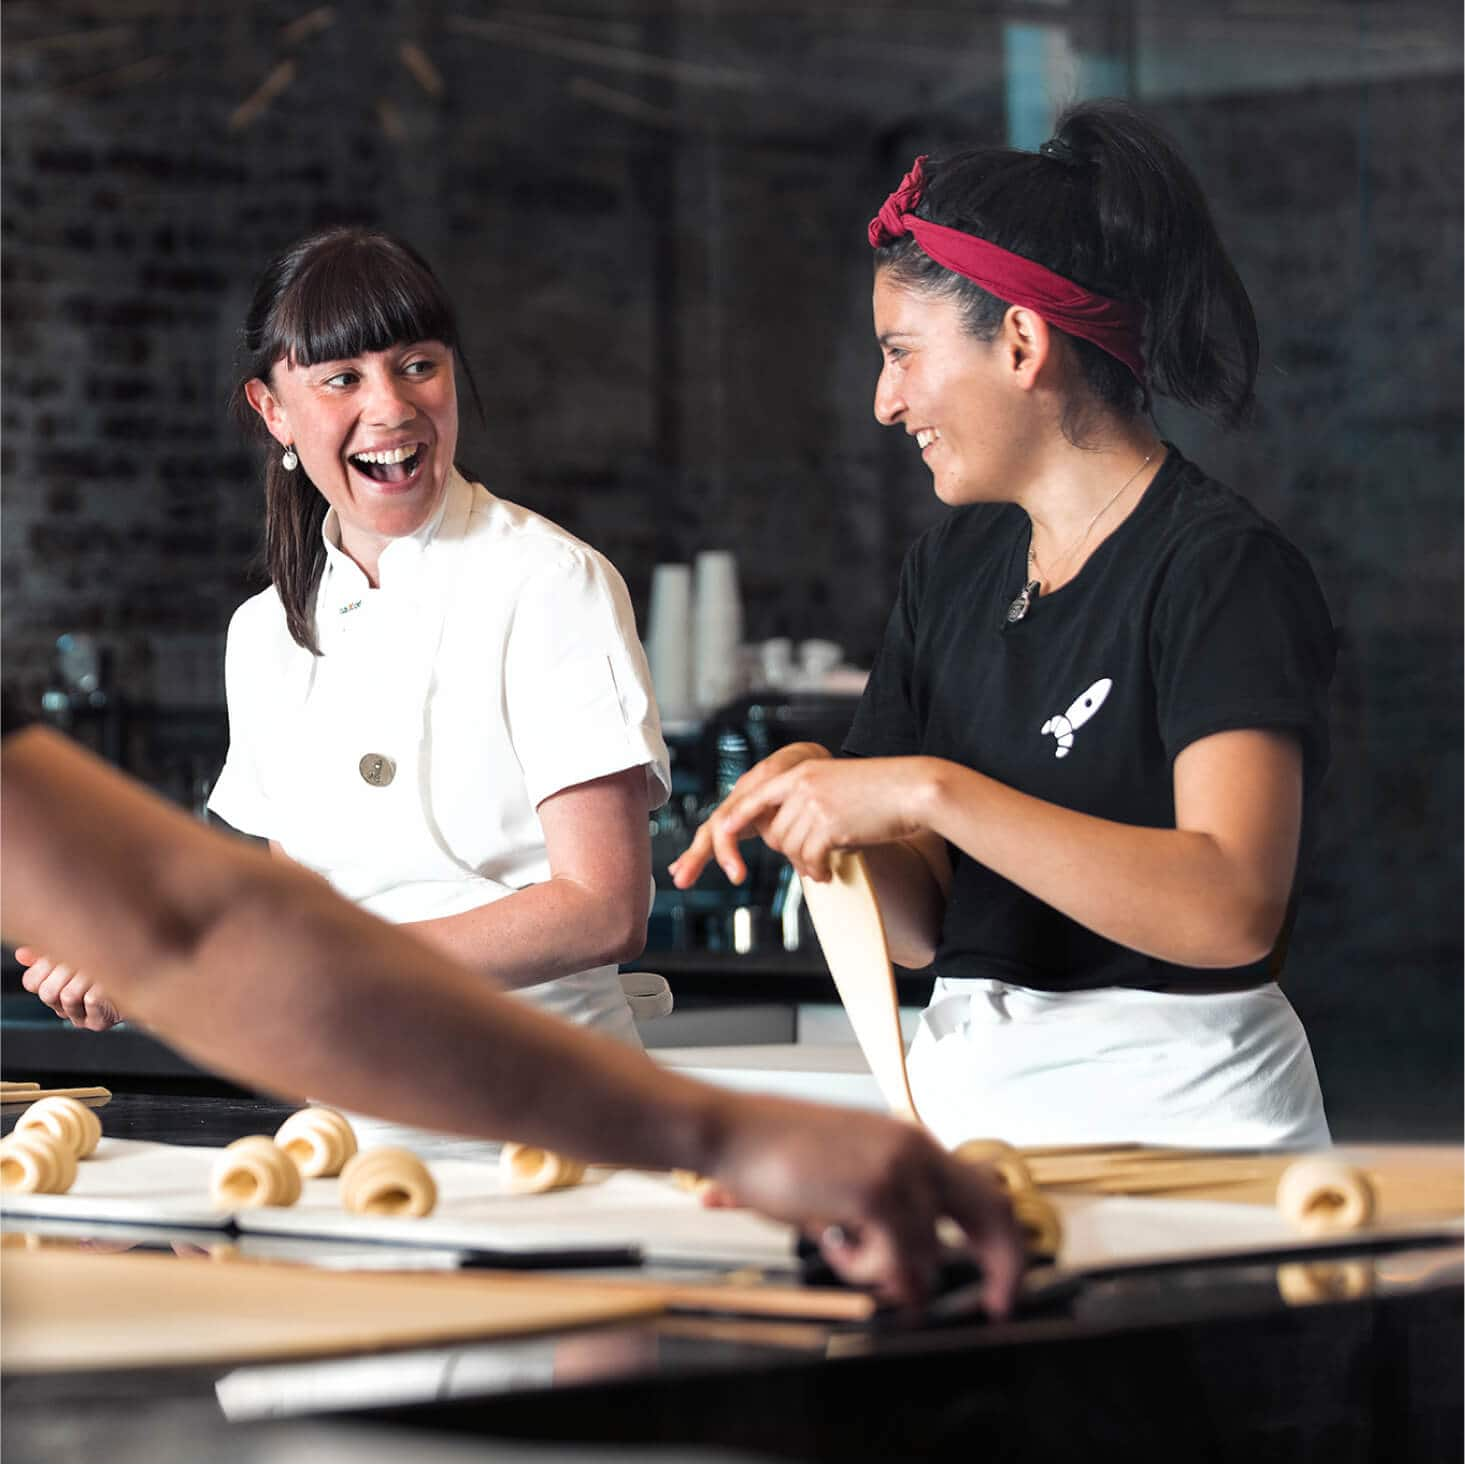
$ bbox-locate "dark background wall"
[3,1,1460,1138]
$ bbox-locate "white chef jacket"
[209,469,670,1039]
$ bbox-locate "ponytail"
[1054,99,1258,424]
[876,98,1258,430]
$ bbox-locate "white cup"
[646,564,694,723]
[694,551,743,713]
[800,639,843,681]
[758,638,795,690]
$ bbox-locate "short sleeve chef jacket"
[209,469,670,1035]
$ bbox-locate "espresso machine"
[648,692,864,956]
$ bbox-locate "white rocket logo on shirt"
[1041,678,1112,758]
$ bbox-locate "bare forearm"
[401,877,648,988]
[2,732,1031,1310]
[860,839,946,969]
[1,730,716,1168]
[176,875,711,1162]
[916,760,1292,968]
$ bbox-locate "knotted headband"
[869,155,1147,383]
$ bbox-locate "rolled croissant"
[499,1142,587,1194]
[0,1129,79,1195]
[1276,1157,1376,1236]
[210,1135,302,1208]
[274,1106,357,1178]
[14,1095,102,1160]
[951,1137,1034,1196]
[1011,1189,1063,1258]
[340,1146,437,1217]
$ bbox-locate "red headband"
[869,155,1147,384]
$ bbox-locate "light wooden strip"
[0,1087,110,1108]
[2,1250,664,1372]
[646,1279,875,1322]
[0,1082,41,1092]
[217,1253,874,1323]
[1026,1157,1224,1187]
[1033,1150,1462,1217]
[1018,1142,1149,1159]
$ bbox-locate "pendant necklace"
[1004,449,1156,626]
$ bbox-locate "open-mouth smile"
[348,443,426,486]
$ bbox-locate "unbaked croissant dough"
[274,1105,357,1178]
[951,1138,1034,1196]
[670,1169,716,1196]
[1011,1189,1063,1258]
[339,1145,437,1217]
[499,1141,587,1195]
[1276,1156,1376,1235]
[14,1095,102,1160]
[0,1129,78,1194]
[210,1135,302,1208]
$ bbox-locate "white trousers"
[907,978,1331,1150]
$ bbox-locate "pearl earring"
[282,444,299,471]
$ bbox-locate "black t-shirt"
[843,446,1336,993]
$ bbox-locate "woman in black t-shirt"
[672,100,1333,1149]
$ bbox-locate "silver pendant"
[359,753,396,787]
[1005,579,1040,625]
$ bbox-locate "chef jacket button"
[359,753,396,787]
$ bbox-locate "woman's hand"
[16,948,122,1031]
[670,746,939,886]
[669,742,831,887]
[703,1093,1024,1312]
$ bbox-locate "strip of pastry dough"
[798,850,919,1122]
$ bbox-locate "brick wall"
[1149,77,1464,1137]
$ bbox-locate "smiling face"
[872,270,1036,506]
[246,340,459,571]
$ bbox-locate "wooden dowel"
[1018,1142,1148,1159]
[656,1280,878,1322]
[0,1086,111,1107]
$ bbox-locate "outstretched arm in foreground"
[1,728,1020,1310]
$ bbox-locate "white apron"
[264,481,639,1044]
[907,977,1331,1150]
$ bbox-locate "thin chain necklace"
[1004,449,1156,626]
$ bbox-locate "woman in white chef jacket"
[208,226,669,1042]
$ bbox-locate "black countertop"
[1,1091,1460,1462]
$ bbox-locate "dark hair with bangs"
[231,226,483,653]
[876,99,1258,444]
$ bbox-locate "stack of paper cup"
[693,550,743,714]
[646,563,694,724]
